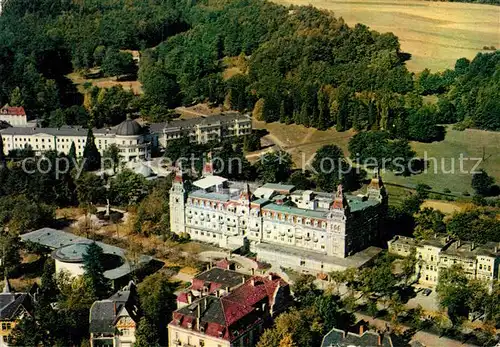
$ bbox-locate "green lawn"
[384,126,500,195]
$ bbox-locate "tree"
[471,169,495,196]
[76,173,106,206]
[109,170,148,206]
[101,48,135,77]
[291,274,318,307]
[255,151,292,183]
[82,129,101,172]
[253,98,265,121]
[10,316,44,347]
[102,144,121,173]
[413,208,445,240]
[140,63,179,109]
[0,135,5,168]
[0,233,21,275]
[436,265,470,324]
[9,87,24,107]
[134,317,161,347]
[257,308,323,347]
[68,142,77,161]
[311,145,360,192]
[82,242,111,299]
[137,273,177,346]
[287,171,312,190]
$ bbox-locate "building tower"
[169,166,187,234]
[367,168,387,203]
[327,184,350,258]
[202,152,214,177]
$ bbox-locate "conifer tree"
[0,135,5,168]
[83,242,110,299]
[82,129,101,171]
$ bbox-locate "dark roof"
[193,268,248,290]
[149,112,250,133]
[115,119,142,136]
[0,293,32,320]
[172,273,290,341]
[0,121,11,130]
[0,125,116,137]
[322,327,393,347]
[89,282,140,334]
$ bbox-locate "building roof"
[89,281,140,334]
[442,240,499,259]
[189,190,232,202]
[263,203,329,219]
[0,125,118,137]
[193,176,228,190]
[321,325,393,347]
[0,105,26,116]
[253,187,276,200]
[21,228,153,280]
[149,113,250,134]
[115,119,142,136]
[192,268,249,292]
[0,278,33,321]
[51,243,90,263]
[261,183,295,194]
[171,273,289,342]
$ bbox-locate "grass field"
[273,0,500,72]
[255,118,500,196]
[67,72,143,95]
[384,126,500,194]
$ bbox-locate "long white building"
[150,112,252,148]
[170,165,387,274]
[0,118,152,162]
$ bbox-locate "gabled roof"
[171,273,289,341]
[89,282,140,334]
[0,105,26,116]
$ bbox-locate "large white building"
[170,166,387,274]
[150,112,252,148]
[388,234,500,287]
[0,118,152,162]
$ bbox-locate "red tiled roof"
[171,273,289,342]
[1,106,26,116]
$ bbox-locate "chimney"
[187,292,192,304]
[471,242,475,251]
[378,333,383,346]
[251,278,255,286]
[251,268,255,275]
[458,239,461,247]
[495,245,498,253]
[241,277,246,285]
[268,274,273,281]
[359,324,365,335]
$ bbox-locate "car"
[423,288,432,296]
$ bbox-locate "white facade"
[389,235,500,288]
[54,259,85,278]
[170,170,387,273]
[0,119,152,163]
[0,105,28,127]
[152,112,252,148]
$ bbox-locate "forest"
[0,0,499,140]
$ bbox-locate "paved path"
[355,313,478,347]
